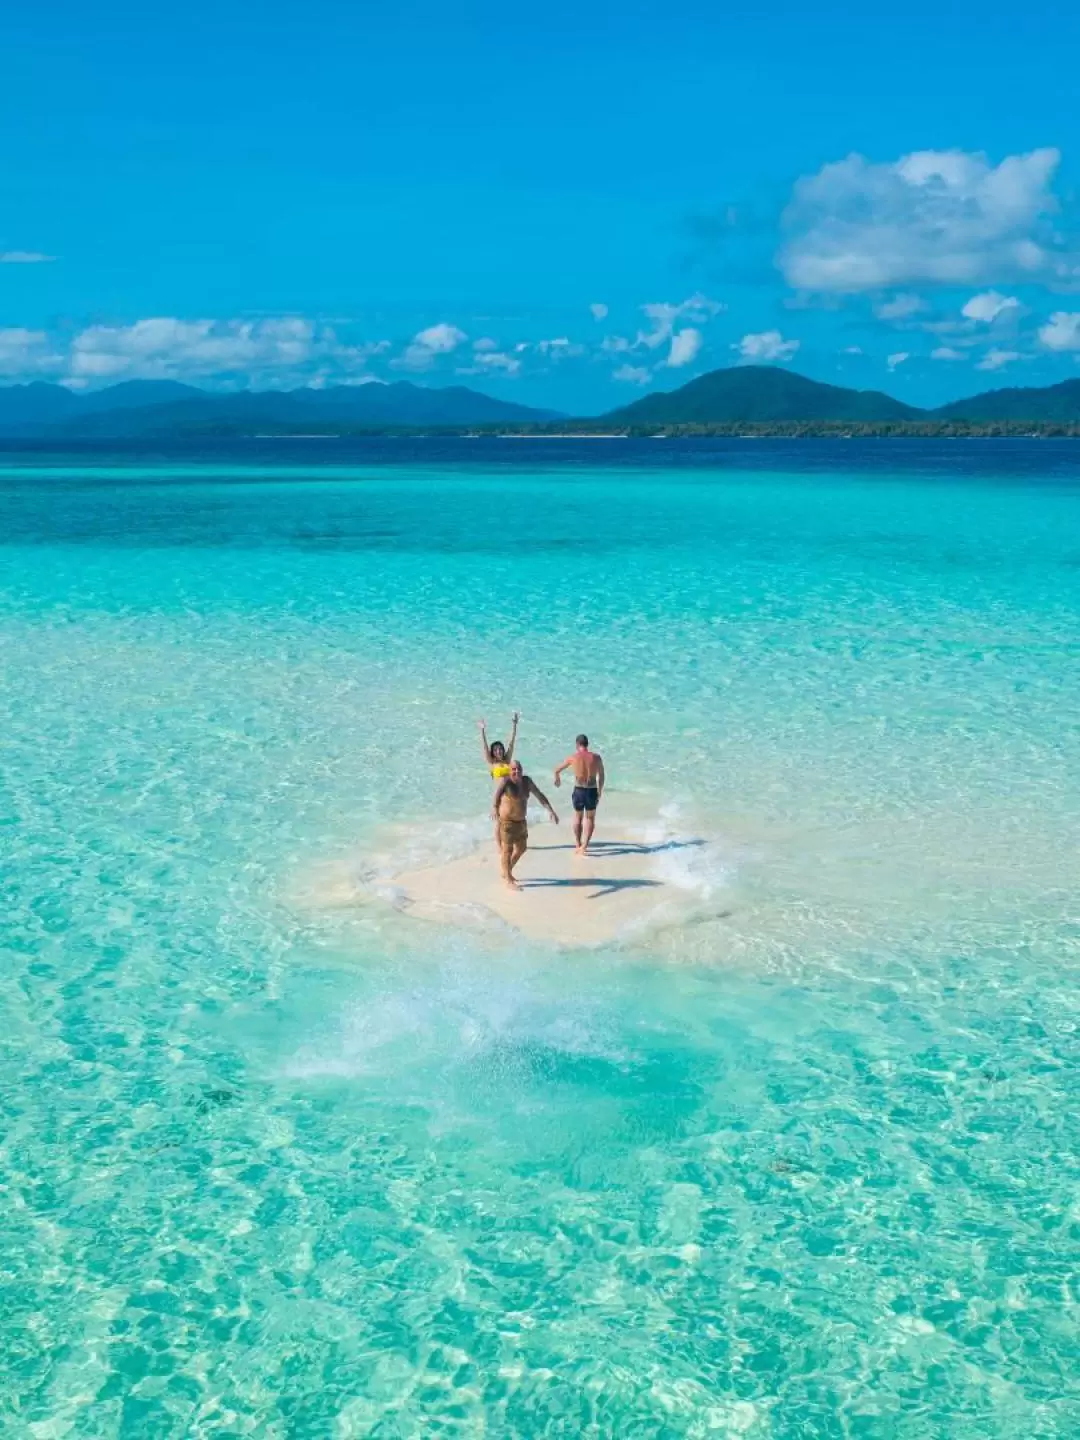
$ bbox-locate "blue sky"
[4,0,1080,410]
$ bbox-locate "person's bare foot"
[503,876,521,891]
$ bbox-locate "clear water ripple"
[1,443,1077,1437]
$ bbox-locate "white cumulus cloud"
[961,291,1020,323]
[931,346,964,361]
[69,316,317,381]
[735,330,800,363]
[589,303,609,320]
[1038,311,1080,351]
[396,322,468,371]
[976,348,1020,371]
[780,147,1062,292]
[841,345,864,355]
[665,328,703,368]
[65,316,387,387]
[612,364,651,384]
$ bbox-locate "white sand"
[302,796,729,948]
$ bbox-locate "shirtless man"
[491,760,559,890]
[553,734,605,854]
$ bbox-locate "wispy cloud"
[456,350,521,377]
[976,348,1020,371]
[0,327,61,376]
[612,364,651,384]
[874,293,926,321]
[635,293,723,351]
[0,250,55,264]
[886,351,910,371]
[534,337,585,358]
[589,303,608,320]
[735,329,799,363]
[781,148,1063,292]
[931,346,964,361]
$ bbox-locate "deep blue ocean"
[1,439,1077,1438]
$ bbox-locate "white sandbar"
[305,796,728,949]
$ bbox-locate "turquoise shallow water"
[1,441,1078,1437]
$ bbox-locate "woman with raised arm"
[478,711,519,781]
[479,712,520,842]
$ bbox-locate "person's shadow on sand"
[519,837,704,899]
[531,838,705,859]
[519,876,663,900]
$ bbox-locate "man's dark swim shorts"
[572,786,600,813]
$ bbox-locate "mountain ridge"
[0,380,560,437]
[3,368,1080,436]
[930,377,1080,423]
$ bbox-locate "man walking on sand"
[492,760,560,890]
[553,734,605,855]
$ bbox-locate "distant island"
[594,366,1080,435]
[3,366,1080,440]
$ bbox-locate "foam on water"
[283,936,633,1087]
[2,445,1078,1437]
[639,801,740,896]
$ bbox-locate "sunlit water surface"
[1,441,1078,1437]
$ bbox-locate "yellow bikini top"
[490,763,511,779]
